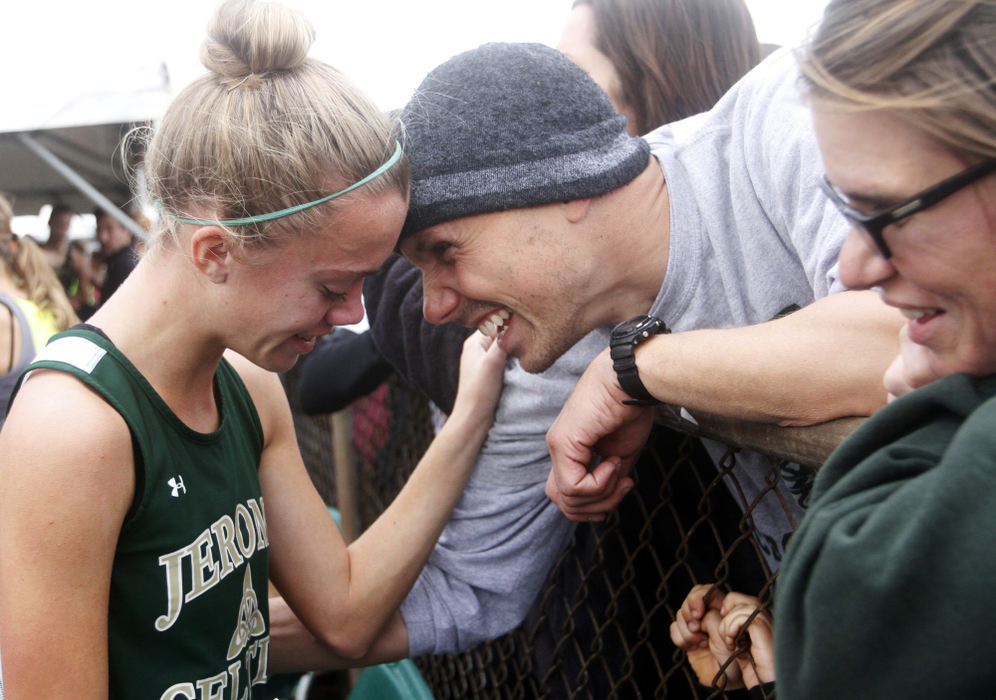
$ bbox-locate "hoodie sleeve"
[362,253,471,414]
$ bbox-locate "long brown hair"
[573,0,761,134]
[0,194,78,331]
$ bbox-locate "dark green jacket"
[775,372,996,699]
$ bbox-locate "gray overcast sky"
[5,0,828,234]
[8,0,829,113]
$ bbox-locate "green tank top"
[17,328,270,699]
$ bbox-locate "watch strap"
[610,316,669,406]
[610,343,660,405]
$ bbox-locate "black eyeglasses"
[820,159,996,258]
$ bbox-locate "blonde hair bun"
[200,0,315,81]
[144,0,406,251]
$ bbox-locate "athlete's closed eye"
[321,286,347,302]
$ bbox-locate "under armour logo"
[168,475,186,497]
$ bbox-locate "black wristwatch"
[609,315,670,406]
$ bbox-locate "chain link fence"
[283,366,861,699]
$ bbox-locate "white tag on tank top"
[30,336,107,374]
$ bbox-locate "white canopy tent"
[0,61,172,239]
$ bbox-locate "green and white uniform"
[15,327,270,699]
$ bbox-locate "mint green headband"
[163,141,403,227]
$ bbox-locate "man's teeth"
[478,309,510,337]
[900,308,940,320]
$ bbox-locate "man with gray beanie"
[270,42,902,663]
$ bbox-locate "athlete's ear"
[190,226,233,284]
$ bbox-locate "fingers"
[461,327,502,363]
[719,593,772,648]
[718,595,775,688]
[719,601,757,649]
[670,607,709,651]
[453,330,508,417]
[472,329,509,360]
[479,331,509,368]
[884,323,941,400]
[882,352,913,402]
[545,348,650,520]
[672,585,757,691]
[720,591,760,610]
[544,458,633,522]
[672,607,744,689]
[671,584,722,649]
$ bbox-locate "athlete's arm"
[0,371,135,698]
[238,332,507,664]
[267,600,410,671]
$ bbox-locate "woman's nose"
[838,228,896,290]
[325,280,365,327]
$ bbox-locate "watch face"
[613,315,663,341]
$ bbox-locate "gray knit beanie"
[399,42,651,237]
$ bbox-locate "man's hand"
[545,348,654,521]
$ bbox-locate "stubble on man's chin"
[515,334,582,374]
[517,354,555,374]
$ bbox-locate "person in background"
[0,0,507,696]
[35,203,77,290]
[36,203,74,268]
[561,0,760,136]
[672,0,996,697]
[65,239,99,320]
[93,206,140,306]
[0,193,79,427]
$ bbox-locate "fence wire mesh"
[284,368,854,699]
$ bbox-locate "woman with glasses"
[672,0,996,696]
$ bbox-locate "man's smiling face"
[400,206,596,373]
